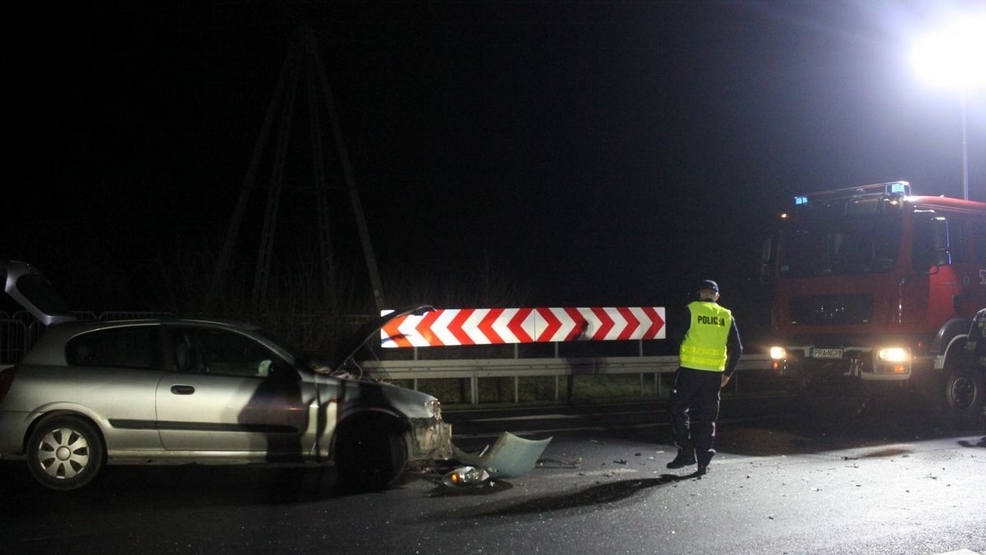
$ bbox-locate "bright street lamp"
[911,12,986,201]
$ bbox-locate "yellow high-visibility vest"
[679,301,732,371]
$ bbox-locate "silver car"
[0,260,452,491]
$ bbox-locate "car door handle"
[170,385,195,395]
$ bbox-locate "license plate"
[811,348,844,359]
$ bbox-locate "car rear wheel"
[334,414,408,492]
[27,415,105,491]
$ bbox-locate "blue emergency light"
[792,181,911,207]
[886,181,909,195]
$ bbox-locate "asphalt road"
[1,395,984,555]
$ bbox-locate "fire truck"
[762,181,986,425]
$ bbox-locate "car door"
[156,325,317,459]
[61,324,164,451]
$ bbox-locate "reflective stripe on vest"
[679,301,731,371]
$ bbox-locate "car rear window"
[66,326,160,369]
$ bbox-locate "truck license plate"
[811,348,843,359]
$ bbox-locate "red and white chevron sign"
[380,307,665,348]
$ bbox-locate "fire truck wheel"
[939,365,985,427]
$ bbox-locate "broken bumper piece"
[451,432,552,479]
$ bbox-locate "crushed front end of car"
[407,409,453,466]
[379,386,453,466]
[329,305,454,466]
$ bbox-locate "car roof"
[40,317,265,331]
[18,318,286,367]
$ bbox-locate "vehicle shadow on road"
[450,473,696,519]
[958,436,986,448]
[714,392,985,457]
[0,462,344,516]
[594,394,983,458]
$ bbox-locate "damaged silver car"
[0,260,452,491]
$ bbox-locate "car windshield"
[778,202,902,278]
[251,327,342,372]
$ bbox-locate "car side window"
[66,326,161,370]
[170,327,286,378]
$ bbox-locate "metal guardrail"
[363,354,773,405]
[1,312,774,406]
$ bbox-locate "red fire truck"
[762,181,986,425]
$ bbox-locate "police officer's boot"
[666,448,696,469]
[696,448,715,475]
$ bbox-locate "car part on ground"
[451,432,552,479]
[441,465,491,488]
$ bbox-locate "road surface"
[1,395,983,555]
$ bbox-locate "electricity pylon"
[210,23,385,313]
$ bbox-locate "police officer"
[964,307,986,362]
[963,308,986,430]
[666,279,743,475]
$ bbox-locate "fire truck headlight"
[877,348,908,363]
[769,347,787,360]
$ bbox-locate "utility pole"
[210,23,385,313]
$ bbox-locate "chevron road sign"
[380,307,666,348]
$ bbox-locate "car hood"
[0,260,76,326]
[328,305,434,369]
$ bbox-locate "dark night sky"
[5,1,986,339]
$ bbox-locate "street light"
[911,12,986,200]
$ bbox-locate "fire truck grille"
[788,294,873,325]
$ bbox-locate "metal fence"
[0,311,172,365]
[0,311,48,366]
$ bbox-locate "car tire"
[334,414,408,492]
[26,415,105,491]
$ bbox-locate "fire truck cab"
[762,181,986,425]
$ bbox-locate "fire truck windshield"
[778,204,902,279]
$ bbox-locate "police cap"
[697,279,719,293]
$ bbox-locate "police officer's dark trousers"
[668,366,722,465]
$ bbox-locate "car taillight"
[0,367,15,402]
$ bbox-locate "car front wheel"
[27,415,105,491]
[334,414,408,492]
